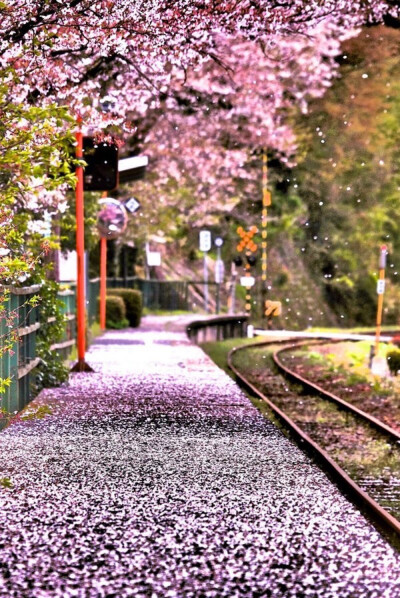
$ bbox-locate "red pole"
[71,121,93,372]
[100,236,107,330]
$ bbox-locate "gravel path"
[0,315,399,597]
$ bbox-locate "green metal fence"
[132,279,189,310]
[88,278,100,325]
[0,276,225,419]
[49,288,77,360]
[0,285,41,420]
[0,285,79,423]
[104,277,218,312]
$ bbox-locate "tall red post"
[71,121,93,372]
[100,237,107,330]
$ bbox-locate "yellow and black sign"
[265,300,282,317]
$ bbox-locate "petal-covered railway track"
[228,339,400,540]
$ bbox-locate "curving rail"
[274,341,400,443]
[228,339,400,539]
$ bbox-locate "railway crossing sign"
[265,300,282,317]
[236,225,258,253]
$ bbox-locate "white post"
[199,230,212,313]
[203,252,208,313]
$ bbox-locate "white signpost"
[147,251,161,267]
[199,230,212,252]
[199,230,211,312]
[215,259,224,284]
[214,236,224,313]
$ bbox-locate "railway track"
[227,338,400,540]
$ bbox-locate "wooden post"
[261,149,271,319]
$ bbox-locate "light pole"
[261,149,271,318]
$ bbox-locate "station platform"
[0,315,399,597]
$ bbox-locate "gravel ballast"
[0,316,399,597]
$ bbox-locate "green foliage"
[292,26,400,326]
[0,378,11,394]
[0,65,76,285]
[0,65,76,391]
[273,270,289,288]
[59,190,101,255]
[20,404,53,420]
[0,477,13,489]
[36,281,69,390]
[102,295,129,329]
[107,288,142,327]
[386,349,400,376]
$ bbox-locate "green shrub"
[107,288,142,327]
[36,281,69,390]
[99,295,129,329]
[386,349,400,376]
[274,270,289,288]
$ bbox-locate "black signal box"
[83,137,119,191]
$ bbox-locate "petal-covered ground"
[0,316,399,597]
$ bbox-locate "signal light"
[233,256,243,267]
[246,255,257,266]
[83,136,119,191]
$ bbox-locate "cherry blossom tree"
[1,1,399,129]
[0,0,398,389]
[0,1,398,261]
[0,0,398,282]
[0,0,398,259]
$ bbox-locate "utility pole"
[261,149,271,319]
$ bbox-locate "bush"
[107,288,142,327]
[36,281,69,390]
[101,295,129,329]
[386,349,400,376]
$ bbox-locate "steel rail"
[227,340,400,538]
[273,341,400,443]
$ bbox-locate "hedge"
[97,295,129,329]
[107,288,142,327]
[386,349,400,376]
